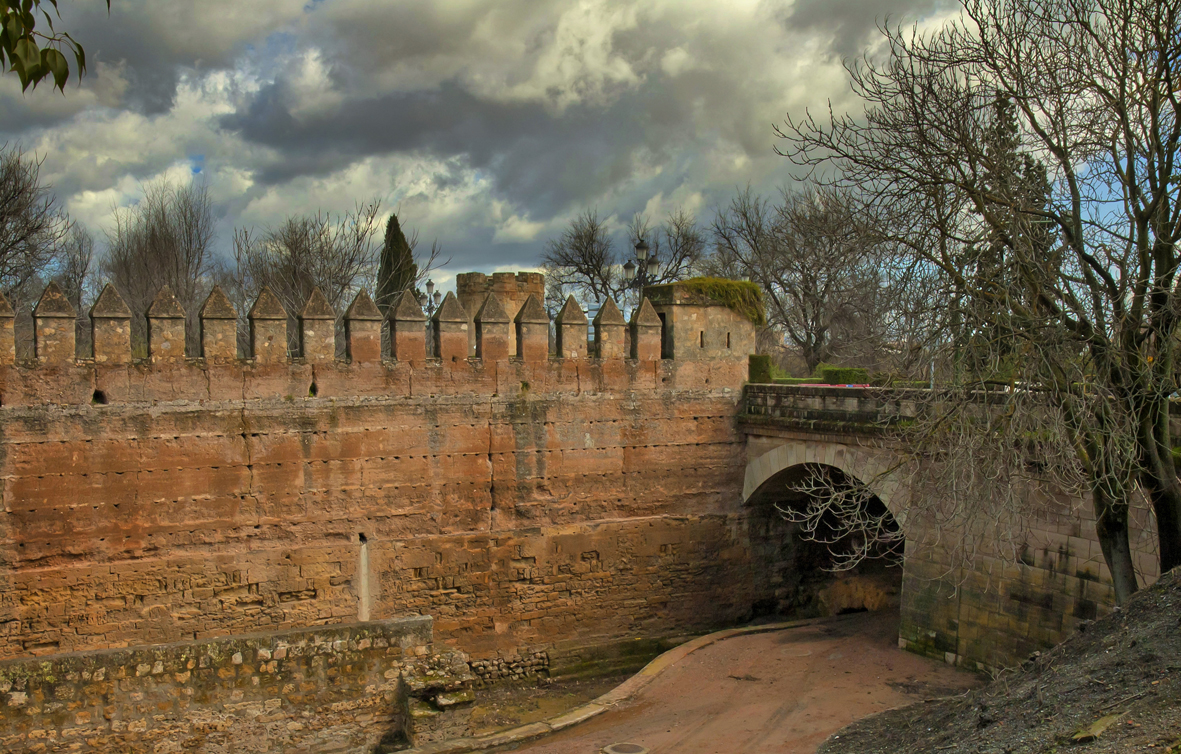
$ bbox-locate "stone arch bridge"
[738,383,1156,671]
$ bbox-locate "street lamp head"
[623,260,637,282]
[634,238,649,262]
[432,291,442,306]
[418,293,428,308]
[425,279,435,296]
[646,255,659,278]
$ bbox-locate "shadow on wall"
[745,463,903,620]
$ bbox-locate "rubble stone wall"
[0,616,474,754]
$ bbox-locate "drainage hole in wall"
[92,390,109,405]
[358,532,368,544]
[308,381,318,397]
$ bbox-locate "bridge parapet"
[741,383,922,434]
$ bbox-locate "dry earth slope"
[821,568,1181,754]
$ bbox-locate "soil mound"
[821,568,1181,754]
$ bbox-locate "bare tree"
[0,145,74,357]
[54,223,95,357]
[627,208,706,283]
[56,224,93,308]
[541,209,617,306]
[102,179,216,355]
[707,184,934,375]
[542,206,706,312]
[233,200,383,355]
[778,0,1181,599]
[0,144,70,296]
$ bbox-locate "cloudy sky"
[3,0,950,289]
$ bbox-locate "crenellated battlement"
[0,271,766,751]
[0,273,756,407]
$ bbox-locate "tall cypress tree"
[961,94,1055,380]
[376,213,417,315]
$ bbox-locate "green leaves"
[0,0,107,93]
[42,46,65,89]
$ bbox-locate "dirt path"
[495,611,981,754]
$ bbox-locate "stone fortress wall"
[0,275,760,750]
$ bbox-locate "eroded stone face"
[0,278,761,751]
[0,361,752,662]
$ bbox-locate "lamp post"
[621,238,660,319]
[418,279,442,319]
[622,238,660,289]
[417,279,443,357]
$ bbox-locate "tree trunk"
[1092,489,1139,604]
[1135,393,1181,575]
[1148,397,1181,574]
[1143,477,1181,574]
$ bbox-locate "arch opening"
[746,462,903,620]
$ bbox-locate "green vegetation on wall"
[816,365,870,385]
[681,277,767,326]
[761,362,872,385]
[749,354,774,383]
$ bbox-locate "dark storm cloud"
[220,78,696,218]
[52,1,306,115]
[785,0,957,61]
[217,0,796,226]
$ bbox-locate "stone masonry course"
[0,278,761,751]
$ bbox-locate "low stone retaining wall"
[0,616,474,753]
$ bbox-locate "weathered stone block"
[299,287,336,364]
[33,282,76,364]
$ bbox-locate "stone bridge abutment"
[739,383,1159,672]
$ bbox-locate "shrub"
[749,354,774,383]
[817,365,870,385]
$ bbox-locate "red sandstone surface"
[504,611,980,754]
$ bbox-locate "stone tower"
[455,272,546,356]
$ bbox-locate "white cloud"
[496,0,642,111]
[285,50,347,122]
[492,210,549,244]
[0,0,955,276]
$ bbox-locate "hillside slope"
[821,568,1181,754]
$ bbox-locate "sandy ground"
[492,611,981,754]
